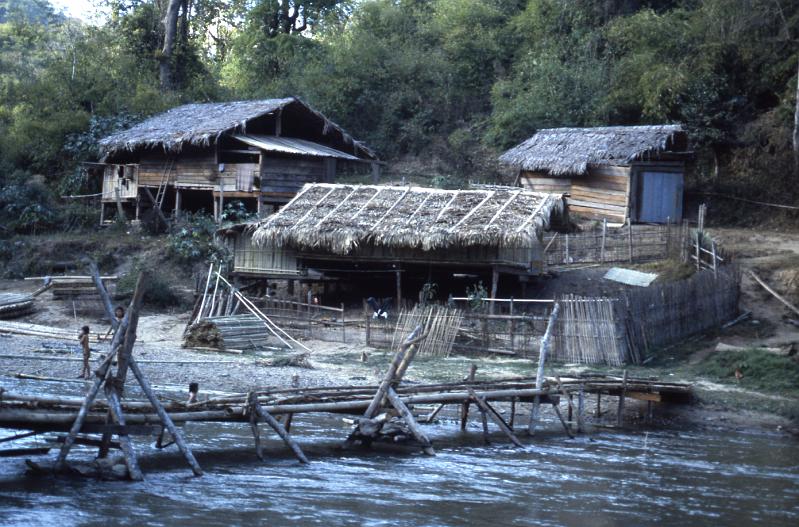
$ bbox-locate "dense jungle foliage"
[0,0,797,235]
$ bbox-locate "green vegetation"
[167,212,230,265]
[695,348,799,395]
[0,0,797,235]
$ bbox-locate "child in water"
[79,326,91,379]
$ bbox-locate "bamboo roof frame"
[250,183,565,255]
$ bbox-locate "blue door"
[638,171,683,223]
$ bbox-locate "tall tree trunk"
[160,0,182,91]
[793,56,799,174]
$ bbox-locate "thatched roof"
[499,124,686,176]
[250,183,564,255]
[99,97,376,159]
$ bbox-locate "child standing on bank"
[79,326,91,379]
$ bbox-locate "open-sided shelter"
[223,183,565,304]
[499,125,689,223]
[90,98,378,223]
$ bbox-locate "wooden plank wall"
[101,165,138,201]
[519,171,572,194]
[261,155,325,194]
[138,153,218,188]
[567,165,630,222]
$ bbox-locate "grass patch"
[694,348,799,395]
[634,258,696,283]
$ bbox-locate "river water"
[1,378,798,527]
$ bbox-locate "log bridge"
[0,274,692,480]
[0,327,692,479]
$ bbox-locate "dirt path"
[705,227,799,348]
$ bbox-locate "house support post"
[489,266,499,315]
[395,267,402,310]
[174,188,181,220]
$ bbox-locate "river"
[1,378,797,527]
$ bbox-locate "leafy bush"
[0,171,58,234]
[167,212,229,266]
[220,200,256,223]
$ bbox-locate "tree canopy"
[0,0,797,233]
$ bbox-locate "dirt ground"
[1,226,798,434]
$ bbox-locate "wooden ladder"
[154,158,174,211]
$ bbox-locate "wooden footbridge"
[0,272,692,480]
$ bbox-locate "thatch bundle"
[499,124,686,176]
[250,183,564,254]
[98,97,376,159]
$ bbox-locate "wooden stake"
[250,392,309,464]
[460,364,477,430]
[551,403,575,439]
[617,369,628,427]
[128,358,204,475]
[468,388,523,447]
[105,387,143,481]
[577,384,585,433]
[529,303,560,435]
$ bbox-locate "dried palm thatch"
[250,183,564,255]
[98,97,376,159]
[499,124,686,176]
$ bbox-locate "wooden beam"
[468,388,523,447]
[386,387,434,456]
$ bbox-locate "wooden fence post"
[364,300,371,346]
[600,219,607,262]
[628,223,634,263]
[341,302,346,342]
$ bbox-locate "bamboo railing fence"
[542,222,686,267]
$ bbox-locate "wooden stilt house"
[91,98,379,224]
[500,125,690,223]
[222,183,565,305]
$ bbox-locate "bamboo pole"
[529,303,560,435]
[750,271,799,317]
[105,388,143,481]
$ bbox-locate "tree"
[160,0,183,91]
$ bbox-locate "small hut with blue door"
[500,125,690,224]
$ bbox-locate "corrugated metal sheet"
[233,134,361,161]
[603,267,658,287]
[638,171,683,223]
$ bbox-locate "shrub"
[167,212,229,266]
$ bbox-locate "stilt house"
[222,183,565,304]
[92,98,378,223]
[499,125,689,223]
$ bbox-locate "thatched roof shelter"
[499,125,686,176]
[250,183,564,255]
[98,97,376,159]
